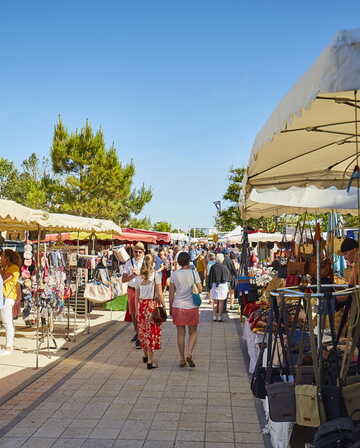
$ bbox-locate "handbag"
[84,281,113,303]
[251,302,282,400]
[113,246,130,263]
[191,269,202,307]
[266,382,296,422]
[266,295,296,422]
[151,306,167,325]
[287,257,306,275]
[295,294,326,427]
[313,417,355,448]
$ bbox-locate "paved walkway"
[0,304,264,448]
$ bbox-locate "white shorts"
[210,283,229,301]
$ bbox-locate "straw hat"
[133,242,145,252]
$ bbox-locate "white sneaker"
[0,349,12,356]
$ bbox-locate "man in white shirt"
[122,242,145,348]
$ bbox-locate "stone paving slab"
[0,303,265,448]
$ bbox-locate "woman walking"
[136,254,164,369]
[0,249,21,355]
[208,253,230,322]
[169,252,202,367]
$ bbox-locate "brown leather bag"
[308,256,333,280]
[287,258,306,275]
[151,306,167,325]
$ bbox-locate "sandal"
[147,363,159,370]
[186,356,195,368]
[179,360,187,368]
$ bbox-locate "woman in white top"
[169,252,202,367]
[135,254,164,369]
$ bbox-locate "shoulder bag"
[251,304,281,399]
[150,279,167,325]
[191,269,202,307]
[295,294,326,427]
[265,294,296,422]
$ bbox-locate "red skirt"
[172,307,199,326]
[137,299,161,351]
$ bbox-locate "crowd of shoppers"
[122,241,242,370]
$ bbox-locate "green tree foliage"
[0,154,58,209]
[127,216,152,230]
[215,167,278,232]
[51,119,152,223]
[153,221,172,232]
[189,228,207,238]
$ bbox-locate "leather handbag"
[308,256,333,280]
[287,257,306,275]
[84,281,113,303]
[151,306,167,325]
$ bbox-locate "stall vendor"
[340,238,359,285]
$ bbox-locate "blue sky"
[1,1,360,230]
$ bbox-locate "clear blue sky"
[1,1,360,230]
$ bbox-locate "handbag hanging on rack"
[295,294,326,427]
[84,268,114,304]
[265,295,296,422]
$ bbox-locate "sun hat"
[133,242,145,252]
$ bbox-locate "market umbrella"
[243,28,360,203]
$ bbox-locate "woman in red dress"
[136,254,164,369]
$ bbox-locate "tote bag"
[84,281,113,304]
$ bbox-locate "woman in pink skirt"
[169,252,202,367]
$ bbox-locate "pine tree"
[51,119,152,223]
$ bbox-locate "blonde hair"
[140,254,154,281]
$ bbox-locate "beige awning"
[0,199,122,234]
[244,29,360,203]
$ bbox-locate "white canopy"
[170,232,189,243]
[248,232,292,243]
[242,186,360,218]
[222,226,243,241]
[244,29,360,201]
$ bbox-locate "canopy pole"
[354,91,360,287]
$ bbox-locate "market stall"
[239,28,360,448]
[0,200,125,368]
